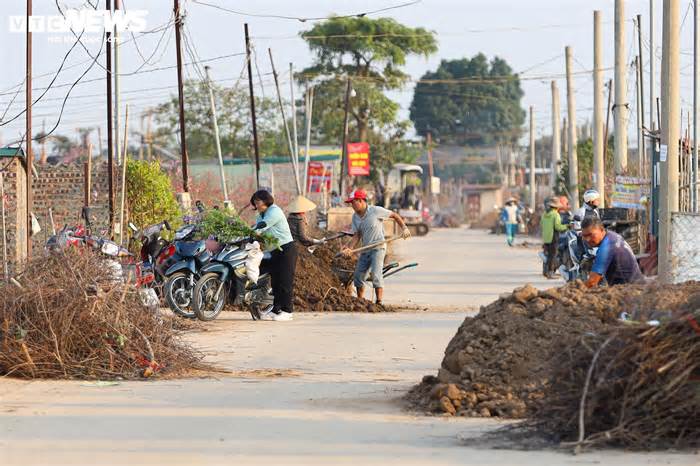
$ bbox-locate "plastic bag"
[245,241,264,283]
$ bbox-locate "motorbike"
[192,231,273,322]
[163,224,217,318]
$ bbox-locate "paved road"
[0,229,695,466]
[386,227,554,309]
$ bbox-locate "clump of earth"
[406,280,700,418]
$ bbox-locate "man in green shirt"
[540,197,568,278]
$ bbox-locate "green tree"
[409,55,526,146]
[558,137,614,202]
[126,160,181,229]
[299,17,437,143]
[152,80,286,160]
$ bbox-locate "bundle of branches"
[198,209,278,249]
[527,311,700,450]
[0,251,206,379]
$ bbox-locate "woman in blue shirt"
[251,190,296,321]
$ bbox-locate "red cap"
[344,189,367,203]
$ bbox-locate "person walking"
[540,196,568,279]
[501,197,521,246]
[250,190,296,322]
[287,195,323,246]
[341,189,410,305]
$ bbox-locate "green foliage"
[410,55,526,146]
[125,160,181,229]
[558,137,614,200]
[152,80,286,159]
[198,209,278,250]
[299,16,437,143]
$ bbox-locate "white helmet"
[583,189,600,204]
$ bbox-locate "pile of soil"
[406,280,700,418]
[293,241,390,313]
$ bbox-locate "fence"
[670,212,700,283]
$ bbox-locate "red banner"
[347,142,370,176]
[306,162,333,193]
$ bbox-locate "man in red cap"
[341,189,411,304]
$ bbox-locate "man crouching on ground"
[341,189,411,304]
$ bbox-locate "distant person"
[330,191,342,207]
[574,189,601,229]
[581,217,644,287]
[541,196,568,278]
[341,189,410,305]
[500,197,521,247]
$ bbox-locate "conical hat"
[287,195,317,213]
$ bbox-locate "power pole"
[339,78,352,196]
[204,66,230,207]
[694,0,699,211]
[636,56,644,177]
[529,106,536,209]
[659,0,680,282]
[637,15,647,179]
[174,0,189,192]
[594,11,606,206]
[106,0,115,229]
[114,0,121,166]
[290,63,300,185]
[26,0,33,257]
[268,50,302,195]
[244,23,260,189]
[615,0,629,174]
[551,81,561,190]
[303,86,314,196]
[566,46,580,209]
[651,0,657,134]
[563,117,569,158]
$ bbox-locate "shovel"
[308,231,352,254]
[335,235,402,258]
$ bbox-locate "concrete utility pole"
[26,0,33,258]
[636,15,647,179]
[565,46,580,209]
[636,56,644,177]
[694,0,699,211]
[659,0,680,282]
[244,23,260,189]
[303,86,314,196]
[529,106,536,209]
[114,0,121,166]
[563,117,569,161]
[268,49,302,195]
[339,79,352,196]
[651,0,657,134]
[290,63,300,184]
[204,66,230,207]
[106,0,114,228]
[551,81,561,190]
[594,10,606,207]
[615,0,629,174]
[174,0,190,193]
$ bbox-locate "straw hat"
[547,196,562,208]
[287,195,317,213]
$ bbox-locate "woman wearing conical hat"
[286,195,322,246]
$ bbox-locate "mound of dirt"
[406,280,700,418]
[293,242,390,313]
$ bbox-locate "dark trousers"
[269,242,298,313]
[544,241,558,275]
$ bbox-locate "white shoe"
[272,311,293,321]
[260,309,277,321]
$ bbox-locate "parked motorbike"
[163,224,217,318]
[192,232,272,322]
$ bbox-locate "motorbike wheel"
[164,272,196,319]
[193,273,226,321]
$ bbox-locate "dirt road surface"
[1,229,696,465]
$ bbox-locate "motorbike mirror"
[573,215,582,222]
[128,222,138,232]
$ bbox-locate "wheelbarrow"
[332,261,418,287]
